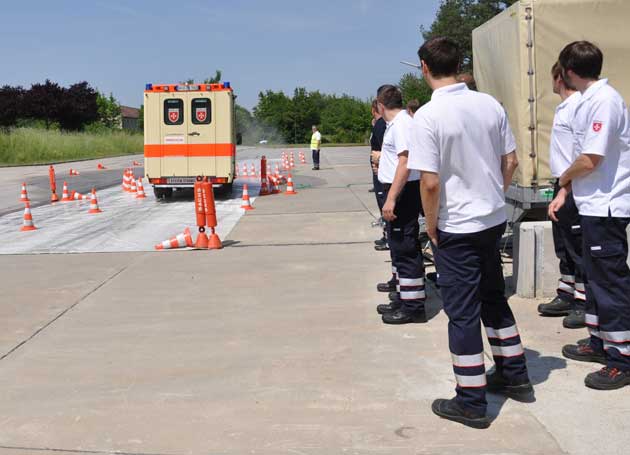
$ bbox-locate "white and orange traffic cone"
[155,227,193,250]
[129,177,137,194]
[71,190,89,201]
[19,183,30,203]
[20,202,37,231]
[270,176,280,194]
[88,190,102,214]
[240,184,254,210]
[133,160,141,166]
[69,168,80,176]
[97,163,106,170]
[60,181,72,202]
[242,162,248,177]
[259,177,270,196]
[249,163,256,178]
[136,178,147,199]
[285,174,298,195]
[300,152,307,164]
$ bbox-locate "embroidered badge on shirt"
[592,121,603,132]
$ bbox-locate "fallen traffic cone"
[60,181,72,202]
[20,202,37,231]
[135,178,147,199]
[240,184,254,210]
[133,160,141,166]
[97,163,106,170]
[155,227,193,250]
[69,168,80,176]
[19,183,30,203]
[129,177,137,194]
[285,174,298,195]
[88,190,102,214]
[71,190,89,201]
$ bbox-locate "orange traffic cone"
[19,183,30,203]
[97,163,106,170]
[155,227,193,250]
[20,201,37,231]
[259,178,270,196]
[242,162,248,177]
[69,168,80,176]
[136,178,147,199]
[285,174,298,195]
[133,160,141,166]
[208,227,222,249]
[300,152,306,164]
[88,190,102,214]
[71,190,89,201]
[240,184,254,210]
[129,177,137,194]
[195,228,209,249]
[60,181,72,202]
[270,176,280,194]
[249,163,256,178]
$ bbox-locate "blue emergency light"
[224,81,231,88]
[145,83,153,90]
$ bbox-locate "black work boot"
[374,237,387,247]
[426,272,439,288]
[388,291,399,302]
[562,343,606,365]
[382,308,426,324]
[585,367,630,390]
[377,280,396,293]
[563,309,586,329]
[537,296,572,316]
[577,337,591,346]
[374,243,389,251]
[431,398,490,429]
[376,299,401,315]
[486,371,535,402]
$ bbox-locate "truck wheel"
[153,188,173,199]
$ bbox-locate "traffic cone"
[300,152,306,164]
[259,178,270,196]
[155,227,193,250]
[133,160,141,166]
[69,168,80,176]
[20,202,37,231]
[285,174,298,195]
[270,176,280,194]
[249,163,256,178]
[88,190,102,214]
[19,183,30,203]
[71,190,89,201]
[195,228,209,249]
[242,162,248,177]
[240,184,254,210]
[208,228,223,249]
[97,163,106,170]
[136,178,147,199]
[129,177,137,194]
[60,181,72,202]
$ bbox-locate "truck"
[143,82,236,198]
[472,0,630,222]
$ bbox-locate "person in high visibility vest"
[310,125,322,170]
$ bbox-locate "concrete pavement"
[0,147,628,455]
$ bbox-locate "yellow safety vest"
[311,132,320,149]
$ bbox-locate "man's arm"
[420,171,440,246]
[559,154,602,187]
[501,151,518,192]
[382,152,410,221]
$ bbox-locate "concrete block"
[513,221,558,299]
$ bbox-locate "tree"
[138,104,144,132]
[421,0,517,72]
[58,82,99,131]
[96,92,121,129]
[23,79,64,129]
[398,73,432,106]
[204,70,222,84]
[0,85,24,128]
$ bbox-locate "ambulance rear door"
[160,92,188,177]
[187,91,216,178]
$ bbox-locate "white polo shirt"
[570,79,630,217]
[408,83,516,234]
[377,109,420,184]
[550,92,581,178]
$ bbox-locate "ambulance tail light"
[213,177,228,184]
[150,178,167,184]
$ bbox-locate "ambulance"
[143,82,236,198]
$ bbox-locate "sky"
[1,0,441,110]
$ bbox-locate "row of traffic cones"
[121,169,147,199]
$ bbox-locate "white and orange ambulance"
[143,82,236,198]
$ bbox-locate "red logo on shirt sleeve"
[592,121,603,132]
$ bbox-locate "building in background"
[120,106,140,131]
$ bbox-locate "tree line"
[0,80,122,132]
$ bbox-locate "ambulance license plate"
[167,177,196,184]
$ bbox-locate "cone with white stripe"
[71,190,89,201]
[20,201,37,231]
[60,181,72,202]
[270,176,280,194]
[300,151,306,164]
[242,162,248,177]
[19,183,30,203]
[155,227,193,250]
[135,178,147,199]
[284,173,297,195]
[88,189,102,214]
[133,160,141,166]
[129,176,137,194]
[249,163,256,178]
[69,168,80,176]
[259,177,270,196]
[240,184,254,210]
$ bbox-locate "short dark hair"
[371,99,379,111]
[377,86,403,110]
[418,37,460,78]
[406,99,421,114]
[558,41,603,80]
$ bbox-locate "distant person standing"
[311,125,322,170]
[371,99,389,251]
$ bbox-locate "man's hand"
[382,198,397,222]
[371,151,381,165]
[426,225,438,248]
[548,187,567,222]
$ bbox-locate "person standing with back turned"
[311,125,322,170]
[408,37,532,429]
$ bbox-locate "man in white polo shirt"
[408,37,531,429]
[375,85,426,324]
[538,62,586,329]
[549,41,630,390]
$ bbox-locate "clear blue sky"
[1,0,440,110]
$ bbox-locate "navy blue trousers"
[432,222,529,415]
[311,149,320,167]
[552,182,586,307]
[582,215,630,371]
[384,181,425,312]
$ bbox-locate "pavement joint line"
[345,183,379,220]
[245,209,368,217]
[0,263,133,362]
[0,445,181,455]
[230,240,373,248]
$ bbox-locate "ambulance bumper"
[153,184,223,189]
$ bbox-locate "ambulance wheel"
[222,182,233,195]
[154,188,173,199]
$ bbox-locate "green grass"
[254,143,366,149]
[0,127,143,166]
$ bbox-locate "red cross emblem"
[196,108,207,122]
[593,121,603,132]
[168,109,179,123]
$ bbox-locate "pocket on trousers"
[436,272,458,288]
[589,242,627,284]
[589,242,624,258]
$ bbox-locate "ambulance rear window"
[164,99,184,125]
[192,98,211,125]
